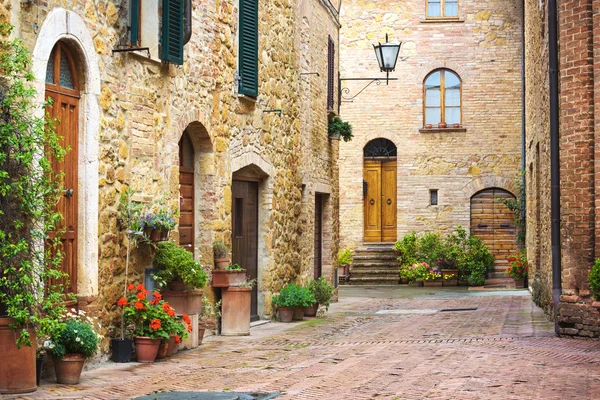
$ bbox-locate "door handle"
[478,224,489,228]
[499,224,510,228]
[65,188,74,198]
[180,234,188,238]
[387,199,392,205]
[370,199,375,205]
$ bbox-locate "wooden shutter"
[239,0,259,97]
[130,0,140,46]
[327,35,335,111]
[161,0,184,65]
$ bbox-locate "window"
[427,0,459,18]
[238,0,259,97]
[424,69,461,126]
[430,189,439,206]
[327,35,335,111]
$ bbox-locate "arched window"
[363,138,397,159]
[424,69,461,126]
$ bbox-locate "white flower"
[78,310,86,315]
[66,312,73,317]
[49,344,55,349]
[71,308,77,313]
[43,340,51,348]
[73,330,78,333]
[75,337,81,342]
[80,341,84,345]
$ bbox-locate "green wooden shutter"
[239,0,258,97]
[130,0,140,46]
[161,0,184,65]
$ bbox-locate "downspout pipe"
[548,0,562,332]
[521,0,526,223]
[183,0,192,45]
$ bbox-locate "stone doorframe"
[32,8,101,297]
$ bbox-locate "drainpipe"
[548,0,562,332]
[183,0,192,45]
[521,0,526,233]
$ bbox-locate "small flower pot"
[328,132,341,140]
[166,336,177,357]
[438,122,447,128]
[400,278,409,284]
[149,229,169,242]
[134,336,161,363]
[425,124,433,129]
[292,307,305,321]
[111,338,133,363]
[215,257,230,269]
[304,303,319,318]
[211,269,247,288]
[423,281,443,287]
[278,307,293,323]
[156,342,169,360]
[513,278,525,288]
[53,353,85,385]
[452,123,460,128]
[443,280,458,286]
[408,280,423,287]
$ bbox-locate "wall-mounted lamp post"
[339,34,402,104]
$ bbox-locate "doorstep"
[250,319,271,328]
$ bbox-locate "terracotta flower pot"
[408,280,423,287]
[166,336,177,357]
[453,123,460,128]
[438,122,447,128]
[304,303,319,318]
[53,353,85,385]
[167,280,187,291]
[211,269,247,288]
[400,278,409,284]
[423,281,443,287]
[278,307,293,323]
[134,336,161,363]
[214,257,230,269]
[221,286,252,336]
[443,280,458,286]
[425,124,433,129]
[163,289,203,315]
[513,278,525,288]
[292,307,304,321]
[156,342,169,360]
[0,318,36,394]
[197,328,206,345]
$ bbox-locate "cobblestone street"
[11,287,599,400]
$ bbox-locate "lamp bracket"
[338,74,399,103]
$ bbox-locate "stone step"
[488,272,509,279]
[351,265,399,272]
[354,254,398,261]
[352,260,399,268]
[351,269,399,277]
[349,277,400,285]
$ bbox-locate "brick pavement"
[10,288,600,400]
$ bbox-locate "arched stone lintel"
[463,176,517,199]
[416,63,469,83]
[358,133,398,152]
[231,152,274,178]
[175,108,213,144]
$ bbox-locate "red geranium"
[149,291,162,305]
[174,335,181,344]
[135,301,145,310]
[117,297,128,307]
[149,319,161,331]
[136,283,145,291]
[187,324,193,332]
[506,251,528,279]
[128,283,135,291]
[183,313,191,325]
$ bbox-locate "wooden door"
[45,42,79,295]
[470,189,517,270]
[364,160,397,242]
[314,194,323,279]
[232,180,259,321]
[179,132,194,252]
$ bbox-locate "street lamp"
[339,34,402,104]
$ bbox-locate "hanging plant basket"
[328,116,353,142]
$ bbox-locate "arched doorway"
[45,42,80,295]
[178,131,194,252]
[363,138,397,243]
[470,188,517,273]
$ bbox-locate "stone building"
[0,0,340,346]
[338,0,523,279]
[524,0,600,338]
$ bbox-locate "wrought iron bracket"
[338,72,398,104]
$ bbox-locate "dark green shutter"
[130,0,140,46]
[239,0,258,97]
[161,0,184,65]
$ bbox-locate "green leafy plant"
[495,172,526,247]
[153,241,208,289]
[589,259,600,301]
[237,279,257,288]
[307,277,334,311]
[506,250,528,279]
[328,116,353,142]
[227,263,243,271]
[0,23,69,347]
[272,283,315,309]
[338,249,353,265]
[45,318,99,359]
[119,188,145,246]
[213,240,229,259]
[201,297,222,321]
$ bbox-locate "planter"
[443,280,458,286]
[425,124,433,129]
[453,123,460,128]
[197,328,206,345]
[53,353,85,385]
[292,307,304,321]
[438,122,447,128]
[278,307,293,323]
[214,257,230,269]
[400,278,409,284]
[211,269,247,288]
[111,338,133,363]
[134,336,161,363]
[156,342,169,360]
[163,289,203,315]
[423,281,443,287]
[0,317,36,394]
[513,278,525,288]
[304,303,319,318]
[167,280,188,291]
[408,280,423,287]
[221,286,251,336]
[36,356,44,386]
[592,301,600,310]
[166,336,177,357]
[328,132,341,140]
[149,229,169,242]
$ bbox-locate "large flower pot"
[278,307,293,323]
[443,280,458,286]
[408,281,423,287]
[111,338,133,363]
[134,336,161,363]
[156,342,169,360]
[166,335,177,357]
[163,289,203,315]
[304,303,319,318]
[221,286,251,336]
[211,269,247,288]
[513,278,525,288]
[53,354,85,385]
[423,281,443,287]
[0,317,36,394]
[292,307,304,321]
[215,258,230,269]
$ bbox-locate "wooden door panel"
[314,194,323,279]
[381,161,397,242]
[364,161,382,242]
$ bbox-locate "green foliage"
[213,240,229,259]
[495,172,526,247]
[0,24,69,347]
[201,297,221,320]
[589,259,600,301]
[307,277,334,310]
[237,279,257,288]
[142,205,177,231]
[506,250,528,279]
[121,284,178,340]
[272,283,315,308]
[338,249,353,265]
[328,116,354,142]
[153,241,208,289]
[118,188,145,246]
[46,319,99,359]
[227,263,243,271]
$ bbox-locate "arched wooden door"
[179,132,194,252]
[470,188,517,272]
[364,139,397,243]
[45,42,80,295]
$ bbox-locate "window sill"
[237,94,258,104]
[130,50,162,65]
[419,127,467,133]
[420,18,464,24]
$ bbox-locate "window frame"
[425,0,460,20]
[423,69,462,126]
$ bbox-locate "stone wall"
[5,0,340,351]
[339,0,523,249]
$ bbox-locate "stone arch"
[462,176,517,199]
[416,62,470,83]
[231,153,274,178]
[32,8,100,297]
[357,132,398,152]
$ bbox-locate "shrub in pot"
[141,205,176,242]
[337,249,353,278]
[213,241,230,269]
[306,277,334,316]
[506,250,528,288]
[328,116,354,142]
[212,263,247,288]
[272,284,315,322]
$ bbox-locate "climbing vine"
[496,172,526,248]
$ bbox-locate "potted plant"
[506,250,528,288]
[443,273,458,286]
[213,241,230,269]
[423,265,443,287]
[221,279,256,336]
[212,263,247,288]
[328,116,354,142]
[407,262,428,287]
[306,278,334,317]
[272,283,315,322]
[338,249,353,280]
[153,241,208,315]
[45,311,100,384]
[272,286,295,323]
[199,297,221,344]
[142,206,176,242]
[0,24,69,394]
[589,259,600,309]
